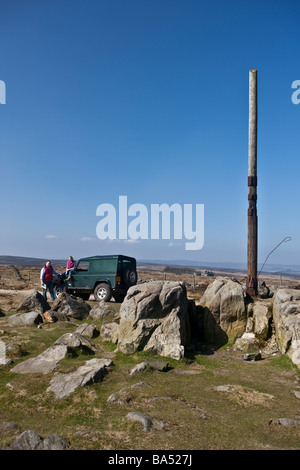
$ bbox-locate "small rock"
[126,412,165,432]
[277,418,300,427]
[214,385,233,392]
[107,382,148,404]
[242,352,262,361]
[129,362,147,375]
[293,390,300,400]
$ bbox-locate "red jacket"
[43,265,54,282]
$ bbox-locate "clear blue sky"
[1,0,299,267]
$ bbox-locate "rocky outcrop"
[198,277,247,344]
[17,290,50,314]
[48,293,91,321]
[272,288,300,368]
[117,281,190,360]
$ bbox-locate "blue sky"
[0,0,299,267]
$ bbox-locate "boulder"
[198,277,247,344]
[10,344,68,374]
[46,358,113,400]
[100,322,119,344]
[54,332,98,353]
[273,288,300,368]
[75,323,99,339]
[117,281,190,360]
[7,311,43,327]
[7,430,69,450]
[233,332,260,353]
[17,290,50,314]
[253,301,272,340]
[49,293,91,321]
[246,300,272,341]
[89,301,113,320]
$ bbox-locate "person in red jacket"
[40,260,60,301]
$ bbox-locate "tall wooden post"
[246,69,258,296]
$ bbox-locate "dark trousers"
[43,281,55,301]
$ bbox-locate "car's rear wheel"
[94,283,112,302]
[124,270,137,286]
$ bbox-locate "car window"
[76,261,89,271]
[122,259,134,270]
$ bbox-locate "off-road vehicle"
[53,254,137,302]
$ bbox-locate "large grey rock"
[49,293,91,321]
[198,277,247,344]
[89,301,113,320]
[247,300,272,341]
[7,430,69,450]
[273,288,300,368]
[7,311,43,327]
[100,322,119,344]
[10,344,68,374]
[17,290,50,314]
[233,332,260,353]
[117,281,190,360]
[46,358,113,400]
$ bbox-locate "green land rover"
[53,254,137,302]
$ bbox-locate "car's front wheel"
[94,283,112,302]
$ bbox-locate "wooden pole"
[246,69,258,296]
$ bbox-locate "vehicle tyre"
[94,283,112,302]
[124,270,137,286]
[53,283,67,298]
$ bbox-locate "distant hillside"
[1,255,300,279]
[0,256,65,266]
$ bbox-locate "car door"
[71,260,90,288]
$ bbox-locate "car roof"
[78,254,136,262]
